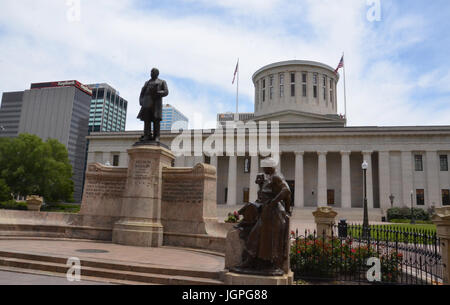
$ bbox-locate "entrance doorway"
[327,190,335,206]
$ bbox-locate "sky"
[1,0,450,130]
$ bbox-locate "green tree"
[0,134,74,203]
[0,179,12,202]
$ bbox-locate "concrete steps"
[0,250,224,285]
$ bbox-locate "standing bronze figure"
[137,68,169,143]
[232,158,292,276]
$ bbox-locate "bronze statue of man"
[137,68,169,142]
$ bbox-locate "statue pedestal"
[432,207,450,285]
[224,271,294,285]
[112,145,174,247]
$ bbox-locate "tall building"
[87,60,450,214]
[161,104,188,130]
[0,80,93,202]
[0,91,24,138]
[87,83,128,133]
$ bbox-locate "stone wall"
[80,163,127,217]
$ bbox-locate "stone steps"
[0,251,224,285]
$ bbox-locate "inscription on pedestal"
[162,180,203,204]
[132,160,153,187]
[85,179,125,199]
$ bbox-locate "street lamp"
[410,190,416,225]
[389,194,395,208]
[362,160,369,239]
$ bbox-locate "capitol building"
[86,60,450,218]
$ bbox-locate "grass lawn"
[346,223,437,244]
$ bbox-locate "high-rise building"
[87,83,127,132]
[0,91,24,138]
[161,104,188,130]
[0,80,93,202]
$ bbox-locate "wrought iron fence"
[291,223,443,285]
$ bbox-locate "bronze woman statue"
[233,158,291,276]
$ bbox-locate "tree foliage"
[0,134,74,203]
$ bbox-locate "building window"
[443,190,450,206]
[416,189,425,206]
[302,72,307,97]
[279,74,284,98]
[205,156,211,165]
[415,155,423,171]
[290,73,295,97]
[269,75,274,100]
[113,155,119,167]
[330,79,334,106]
[261,79,266,102]
[327,190,335,205]
[313,73,318,99]
[323,75,327,102]
[244,157,251,173]
[440,155,448,171]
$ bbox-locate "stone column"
[401,151,414,207]
[362,151,374,209]
[378,151,392,209]
[426,150,440,207]
[340,151,352,208]
[273,152,281,173]
[294,152,304,208]
[249,155,259,203]
[210,155,218,169]
[432,207,450,285]
[227,155,237,206]
[113,145,175,247]
[317,151,328,207]
[313,207,337,239]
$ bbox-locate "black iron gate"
[291,223,443,285]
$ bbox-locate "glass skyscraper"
[88,83,127,132]
[161,104,189,130]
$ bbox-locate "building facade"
[1,81,93,202]
[85,60,450,212]
[87,83,128,133]
[161,104,189,131]
[0,91,24,138]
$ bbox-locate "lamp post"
[389,194,395,208]
[362,160,369,239]
[410,190,416,225]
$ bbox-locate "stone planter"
[26,195,43,212]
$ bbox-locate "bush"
[40,203,80,213]
[291,236,403,283]
[387,207,430,222]
[0,200,27,211]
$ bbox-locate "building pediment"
[252,110,346,127]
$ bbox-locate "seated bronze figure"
[231,158,292,276]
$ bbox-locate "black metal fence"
[291,222,443,285]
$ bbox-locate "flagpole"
[235,58,239,122]
[343,52,347,121]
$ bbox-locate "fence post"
[312,207,338,240]
[432,207,450,285]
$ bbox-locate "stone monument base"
[224,271,294,285]
[112,220,163,247]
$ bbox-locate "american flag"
[334,55,344,74]
[232,59,239,84]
